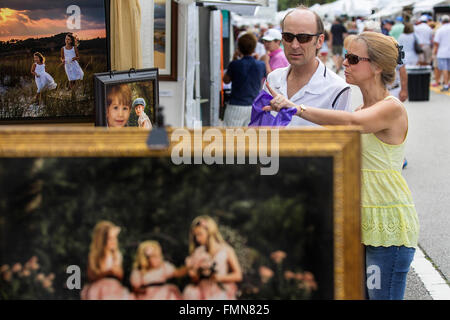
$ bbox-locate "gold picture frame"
[0,126,363,300]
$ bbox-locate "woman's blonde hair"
[350,31,399,87]
[133,240,163,271]
[189,216,225,254]
[343,34,357,51]
[34,52,45,64]
[87,221,120,280]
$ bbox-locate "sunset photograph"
[0,0,108,121]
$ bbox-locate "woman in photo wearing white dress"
[31,52,57,104]
[61,33,84,90]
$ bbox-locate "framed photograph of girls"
[0,0,110,124]
[93,68,159,128]
[0,127,364,303]
[106,0,178,81]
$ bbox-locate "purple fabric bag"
[248,90,298,127]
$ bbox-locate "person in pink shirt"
[260,28,290,74]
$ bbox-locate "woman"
[183,216,242,300]
[398,23,419,66]
[263,31,419,300]
[223,32,266,127]
[81,221,134,300]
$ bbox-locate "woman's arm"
[263,82,404,134]
[215,247,243,283]
[61,47,65,63]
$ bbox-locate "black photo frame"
[94,68,159,127]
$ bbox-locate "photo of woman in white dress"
[31,52,57,104]
[61,33,84,90]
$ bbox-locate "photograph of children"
[0,157,334,300]
[0,1,108,120]
[105,81,155,128]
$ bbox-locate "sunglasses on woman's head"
[345,53,371,65]
[281,32,322,43]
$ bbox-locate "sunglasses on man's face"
[281,32,322,44]
[345,53,371,65]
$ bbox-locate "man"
[263,6,351,127]
[133,98,152,129]
[381,20,393,36]
[415,15,433,65]
[389,16,405,40]
[433,15,450,92]
[330,18,347,74]
[260,28,289,74]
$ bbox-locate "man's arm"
[223,73,231,84]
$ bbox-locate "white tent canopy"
[312,0,376,19]
[413,0,450,14]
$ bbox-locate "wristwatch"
[297,104,307,117]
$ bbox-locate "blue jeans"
[365,245,416,300]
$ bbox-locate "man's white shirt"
[414,23,433,46]
[263,58,351,126]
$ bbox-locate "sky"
[0,0,106,41]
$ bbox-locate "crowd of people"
[81,217,242,300]
[381,14,450,92]
[219,5,442,300]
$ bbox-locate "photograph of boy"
[133,98,153,129]
[106,84,132,128]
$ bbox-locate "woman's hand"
[262,82,297,112]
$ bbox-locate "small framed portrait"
[94,68,159,128]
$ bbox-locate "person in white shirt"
[414,15,433,65]
[263,5,351,127]
[133,98,153,129]
[433,15,450,92]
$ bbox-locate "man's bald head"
[281,5,324,35]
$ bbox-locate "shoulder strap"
[384,95,404,107]
[332,86,351,109]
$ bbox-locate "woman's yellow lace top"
[361,97,419,248]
